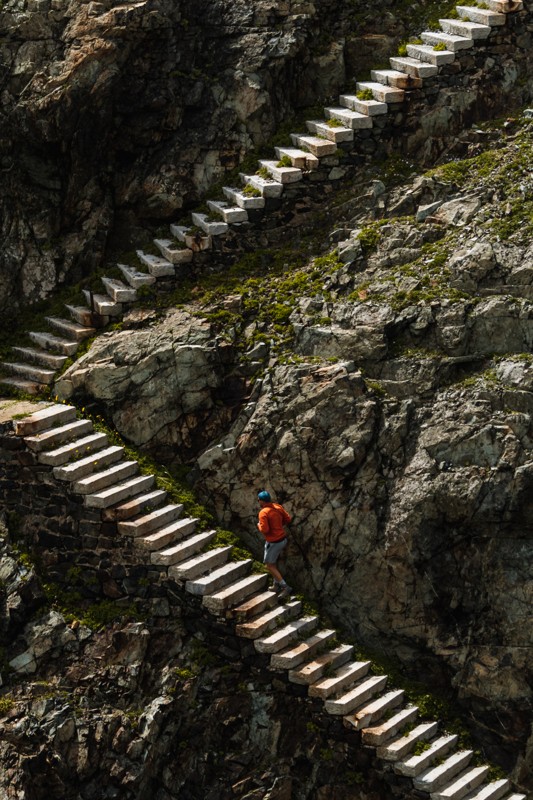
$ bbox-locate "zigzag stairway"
[2,401,527,800]
[0,0,525,396]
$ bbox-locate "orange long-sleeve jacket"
[257,502,291,543]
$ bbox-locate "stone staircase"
[0,0,524,397]
[10,402,528,800]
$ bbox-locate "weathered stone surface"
[54,309,246,460]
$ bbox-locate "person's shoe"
[278,585,293,600]
[271,582,282,593]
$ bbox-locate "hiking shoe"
[272,582,282,594]
[278,585,293,600]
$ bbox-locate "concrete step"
[53,445,124,481]
[45,316,95,341]
[136,517,198,552]
[324,674,388,716]
[395,734,459,777]
[255,615,318,654]
[270,629,336,671]
[486,0,523,10]
[361,705,419,747]
[38,432,108,466]
[236,600,302,639]
[231,590,279,622]
[118,263,156,289]
[406,43,456,65]
[240,173,284,198]
[85,474,155,509]
[11,347,67,370]
[81,290,122,316]
[171,546,233,582]
[339,94,388,116]
[169,224,212,251]
[101,276,137,303]
[185,558,251,596]
[502,795,527,800]
[24,419,93,452]
[258,160,303,184]
[275,146,319,170]
[203,573,270,614]
[414,750,474,792]
[288,644,354,685]
[462,780,510,800]
[154,238,194,264]
[306,119,354,143]
[73,460,138,495]
[151,529,217,566]
[222,186,266,210]
[431,766,490,800]
[324,106,374,129]
[356,81,405,103]
[14,403,76,436]
[206,200,248,223]
[65,304,106,327]
[420,31,474,52]
[0,376,43,395]
[389,56,439,78]
[371,69,423,90]
[308,660,371,700]
[378,721,439,761]
[456,5,506,25]
[439,18,491,38]
[136,250,175,277]
[102,488,168,521]
[343,688,405,730]
[118,503,183,536]
[191,212,229,236]
[289,133,337,157]
[29,331,79,356]
[1,362,56,385]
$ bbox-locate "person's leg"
[264,540,291,594]
[266,562,284,583]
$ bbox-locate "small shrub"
[357,88,374,101]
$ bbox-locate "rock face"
[0,0,350,317]
[59,122,533,783]
[2,0,532,317]
[56,309,248,462]
[0,522,387,800]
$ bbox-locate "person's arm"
[257,508,270,534]
[281,507,291,526]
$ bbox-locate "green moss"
[242,184,261,197]
[433,42,447,51]
[357,88,374,101]
[357,223,383,253]
[412,740,432,756]
[0,697,14,715]
[276,155,293,168]
[326,118,343,128]
[256,166,271,180]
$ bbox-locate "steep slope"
[48,116,533,784]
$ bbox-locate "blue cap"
[258,491,271,502]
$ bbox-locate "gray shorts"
[263,538,287,564]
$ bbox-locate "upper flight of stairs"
[0,1,524,398]
[10,402,528,800]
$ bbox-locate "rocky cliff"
[2,0,532,318]
[56,118,533,786]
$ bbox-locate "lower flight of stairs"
[9,402,528,800]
